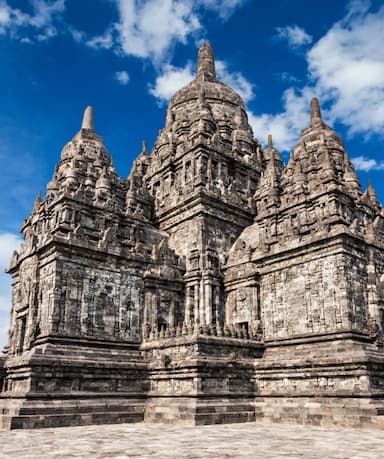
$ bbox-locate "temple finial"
[267,134,273,148]
[363,179,379,206]
[197,43,216,81]
[32,190,42,213]
[81,106,94,131]
[310,97,322,127]
[142,139,147,154]
[367,179,377,198]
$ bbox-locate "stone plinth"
[142,334,263,425]
[1,338,148,429]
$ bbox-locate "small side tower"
[225,98,384,427]
[0,107,183,429]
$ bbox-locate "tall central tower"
[145,44,263,326]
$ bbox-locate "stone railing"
[142,321,262,342]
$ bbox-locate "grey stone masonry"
[1,43,384,430]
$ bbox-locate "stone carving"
[1,43,384,430]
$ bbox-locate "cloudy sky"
[0,0,384,348]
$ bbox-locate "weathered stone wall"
[7,255,41,355]
[260,241,368,341]
[143,334,262,424]
[224,262,260,334]
[57,260,144,340]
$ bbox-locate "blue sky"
[0,0,384,348]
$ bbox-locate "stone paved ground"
[1,422,384,459]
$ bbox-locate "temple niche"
[1,43,384,430]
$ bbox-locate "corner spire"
[310,97,323,128]
[267,134,273,148]
[366,179,379,205]
[81,106,94,131]
[197,43,216,81]
[32,190,42,213]
[367,179,375,194]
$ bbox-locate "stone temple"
[1,43,384,430]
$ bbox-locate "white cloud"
[351,155,384,172]
[85,0,247,64]
[200,0,248,19]
[36,25,57,41]
[248,87,314,150]
[115,70,130,85]
[113,0,200,63]
[0,232,21,268]
[277,72,301,84]
[275,24,312,49]
[0,0,65,40]
[20,36,33,44]
[86,29,114,50]
[0,3,11,27]
[69,27,85,43]
[216,60,254,102]
[29,0,65,28]
[307,1,384,137]
[251,2,384,150]
[0,232,21,349]
[149,59,255,104]
[346,0,372,17]
[0,1,26,34]
[1,0,247,55]
[149,62,195,101]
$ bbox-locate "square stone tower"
[145,44,262,329]
[225,99,384,425]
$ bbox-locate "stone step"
[196,403,254,414]
[17,403,144,416]
[254,399,384,428]
[3,411,144,429]
[0,397,146,429]
[196,411,255,425]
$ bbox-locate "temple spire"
[264,134,279,162]
[142,139,147,154]
[197,43,216,81]
[81,106,94,131]
[310,97,323,128]
[366,179,379,206]
[367,180,376,196]
[32,190,42,213]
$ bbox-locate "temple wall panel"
[260,249,368,340]
[57,261,144,340]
